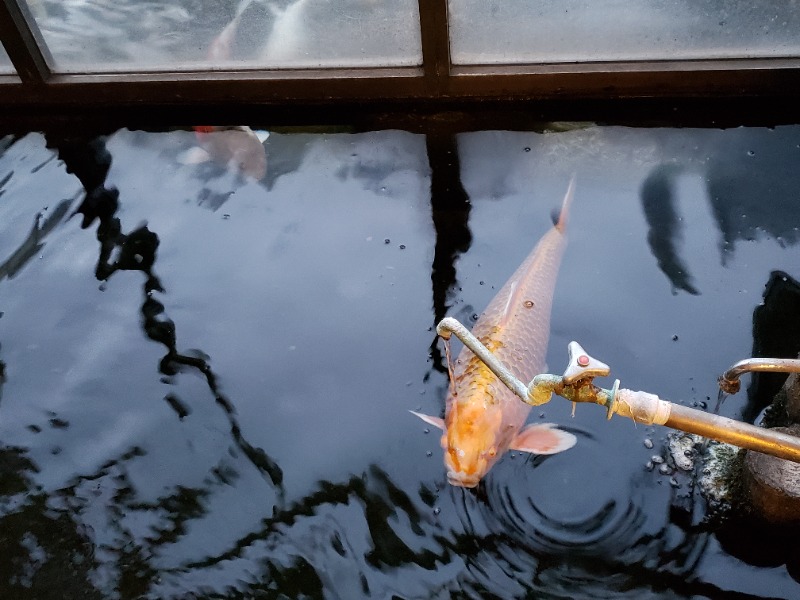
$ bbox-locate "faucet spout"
[719,358,800,394]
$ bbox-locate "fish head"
[443,399,505,488]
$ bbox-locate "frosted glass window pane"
[22,0,422,73]
[449,0,800,65]
[0,43,15,74]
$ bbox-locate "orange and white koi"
[414,178,577,487]
[180,126,268,181]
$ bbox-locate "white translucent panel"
[449,0,800,65]
[0,43,16,74]
[22,0,422,73]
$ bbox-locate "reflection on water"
[641,128,800,296]
[26,0,421,72]
[1,125,800,597]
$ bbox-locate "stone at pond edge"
[743,424,800,526]
[785,372,800,424]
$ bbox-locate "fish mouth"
[447,471,480,488]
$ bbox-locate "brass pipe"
[666,404,800,463]
[719,357,800,394]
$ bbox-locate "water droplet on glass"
[399,244,406,250]
[659,464,672,475]
[423,428,430,434]
[479,281,485,285]
[672,334,679,341]
[471,314,479,321]
[426,451,432,457]
[747,150,755,156]
[651,455,664,464]
[645,461,654,471]
[98,283,107,292]
[433,507,441,515]
[524,147,531,152]
[643,438,654,449]
[384,238,390,244]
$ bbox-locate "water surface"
[1,125,799,598]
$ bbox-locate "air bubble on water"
[643,438,654,449]
[433,507,441,515]
[471,314,479,321]
[659,464,672,475]
[98,283,107,292]
[747,150,755,156]
[423,428,430,434]
[651,455,664,464]
[426,451,432,457]
[645,461,654,471]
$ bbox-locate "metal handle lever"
[563,341,611,384]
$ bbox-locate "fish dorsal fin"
[498,280,519,328]
[409,411,445,430]
[510,423,576,455]
[554,175,576,233]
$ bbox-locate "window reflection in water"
[21,0,422,73]
[449,0,800,65]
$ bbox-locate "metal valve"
[562,341,611,384]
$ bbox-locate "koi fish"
[414,178,577,487]
[179,126,268,181]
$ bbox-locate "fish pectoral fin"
[510,423,577,455]
[178,147,212,165]
[409,411,445,431]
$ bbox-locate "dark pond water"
[1,124,800,598]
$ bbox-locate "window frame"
[1,0,799,119]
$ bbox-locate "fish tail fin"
[551,175,576,233]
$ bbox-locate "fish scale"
[453,221,567,417]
